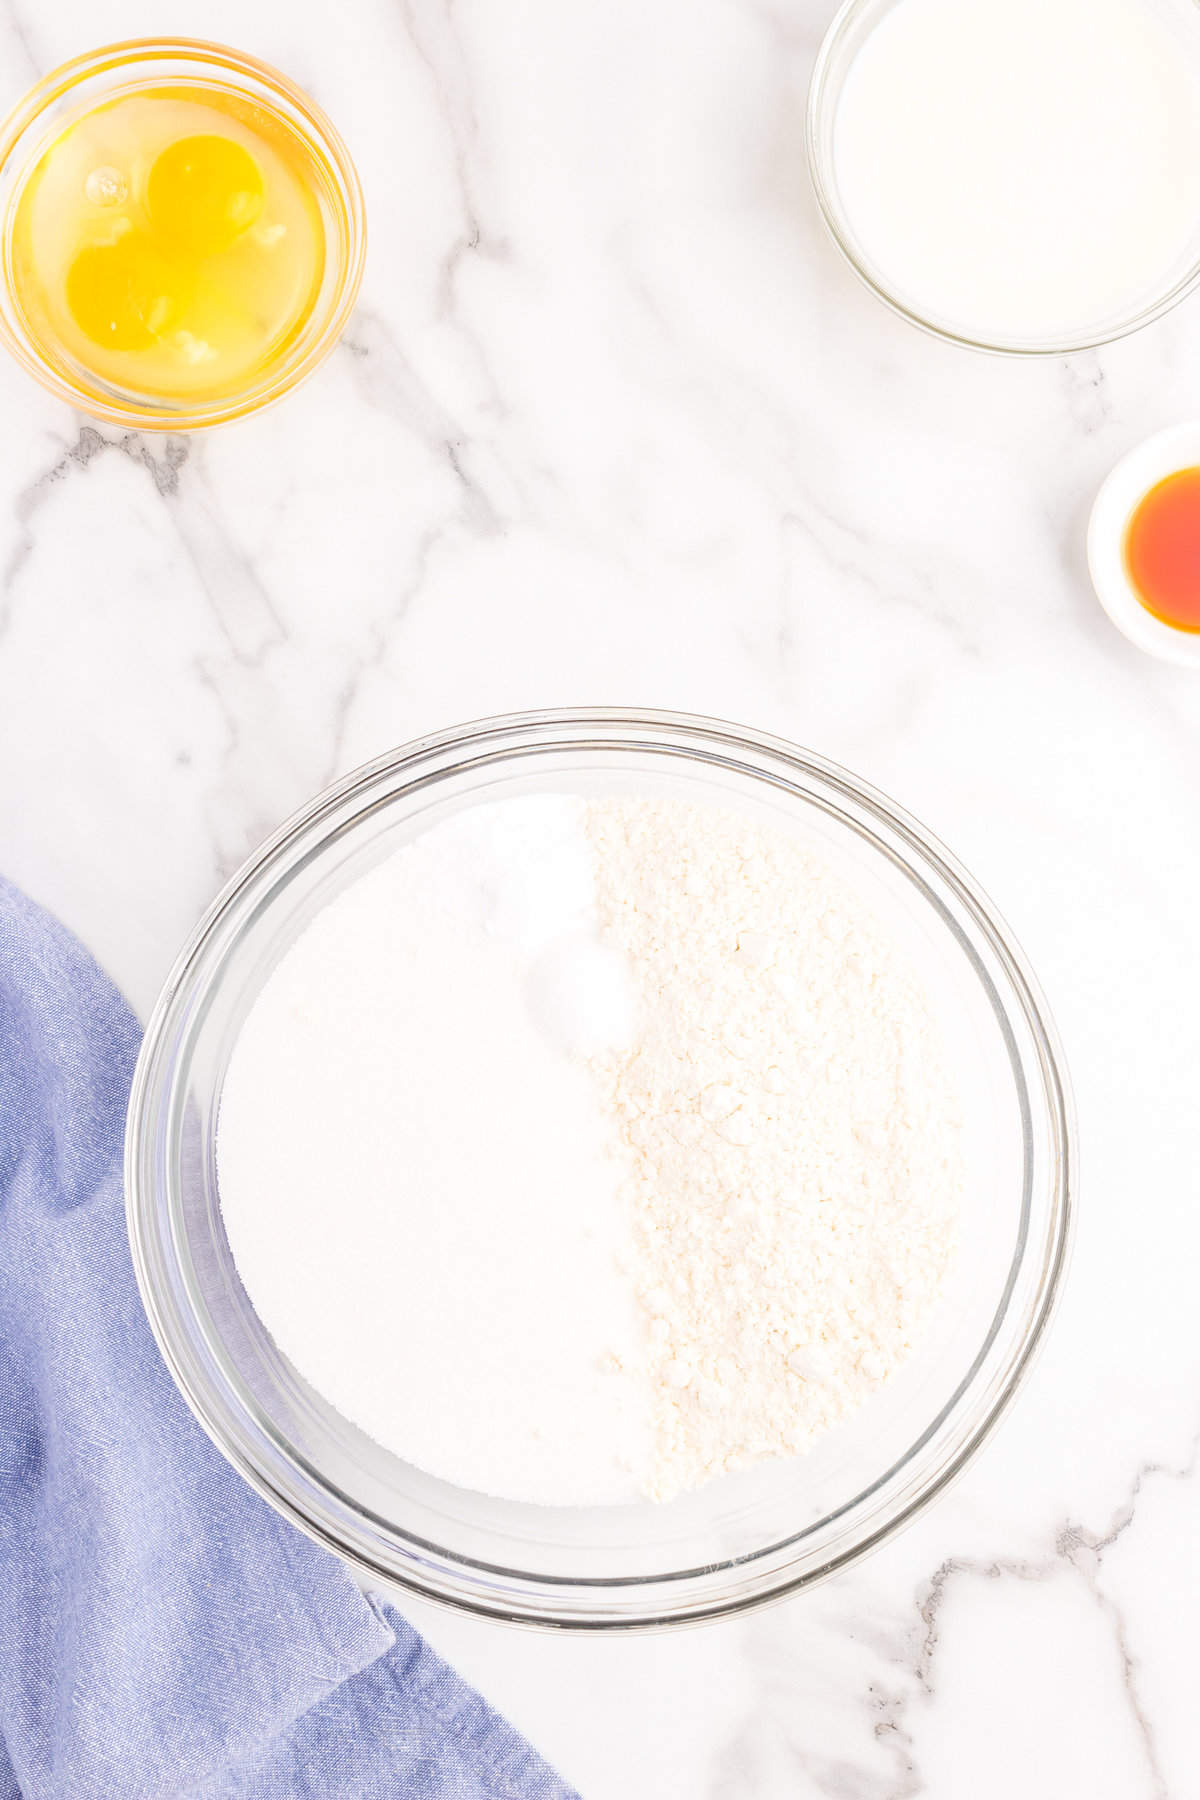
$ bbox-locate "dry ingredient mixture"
[218,795,962,1507]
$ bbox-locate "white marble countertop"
[3,1,1199,1795]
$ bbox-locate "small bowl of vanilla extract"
[1089,424,1200,668]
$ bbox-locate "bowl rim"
[125,708,1076,1629]
[805,0,1200,358]
[0,36,366,429]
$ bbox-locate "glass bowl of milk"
[808,0,1200,354]
[125,711,1074,1628]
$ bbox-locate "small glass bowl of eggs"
[0,39,365,428]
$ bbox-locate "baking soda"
[217,794,962,1507]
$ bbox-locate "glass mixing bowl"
[0,39,365,428]
[125,710,1074,1628]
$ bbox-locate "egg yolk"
[65,230,188,350]
[62,135,265,354]
[60,132,280,362]
[146,134,265,253]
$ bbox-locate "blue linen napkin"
[0,877,579,1800]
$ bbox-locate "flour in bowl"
[217,793,962,1507]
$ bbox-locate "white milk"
[831,0,1200,344]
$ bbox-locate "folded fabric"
[0,877,578,1800]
